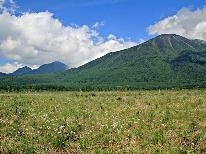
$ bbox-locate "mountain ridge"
[10,66,33,76]
[0,61,68,76]
[1,34,206,90]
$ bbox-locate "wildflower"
[161,124,166,127]
[112,122,118,128]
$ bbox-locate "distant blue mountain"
[0,61,68,76]
[10,66,32,76]
[31,61,68,74]
[0,72,7,76]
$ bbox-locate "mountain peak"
[21,66,31,69]
[155,34,186,41]
[158,33,180,37]
[32,61,68,74]
[51,61,63,64]
[11,66,32,76]
[142,33,205,53]
[0,61,69,76]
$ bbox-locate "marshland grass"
[0,90,206,153]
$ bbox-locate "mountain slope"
[0,61,68,77]
[1,34,206,90]
[30,61,68,75]
[57,34,206,88]
[0,72,7,77]
[10,66,32,76]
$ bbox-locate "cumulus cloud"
[0,0,16,13]
[0,11,137,73]
[107,34,117,40]
[0,62,22,73]
[0,62,39,73]
[148,8,206,40]
[138,38,145,44]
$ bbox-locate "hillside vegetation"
[1,34,206,90]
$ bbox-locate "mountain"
[10,66,32,76]
[57,34,206,89]
[0,72,7,77]
[0,61,68,77]
[1,34,206,90]
[31,61,68,75]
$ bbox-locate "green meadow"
[0,90,206,153]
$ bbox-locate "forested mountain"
[1,34,206,90]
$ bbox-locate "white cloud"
[148,8,206,40]
[138,38,145,44]
[0,62,39,73]
[0,62,22,73]
[0,0,16,13]
[0,11,137,73]
[92,21,104,28]
[0,0,5,7]
[107,34,117,40]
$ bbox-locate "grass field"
[0,90,206,153]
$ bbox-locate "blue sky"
[0,0,206,73]
[17,0,205,41]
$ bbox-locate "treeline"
[0,82,205,92]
